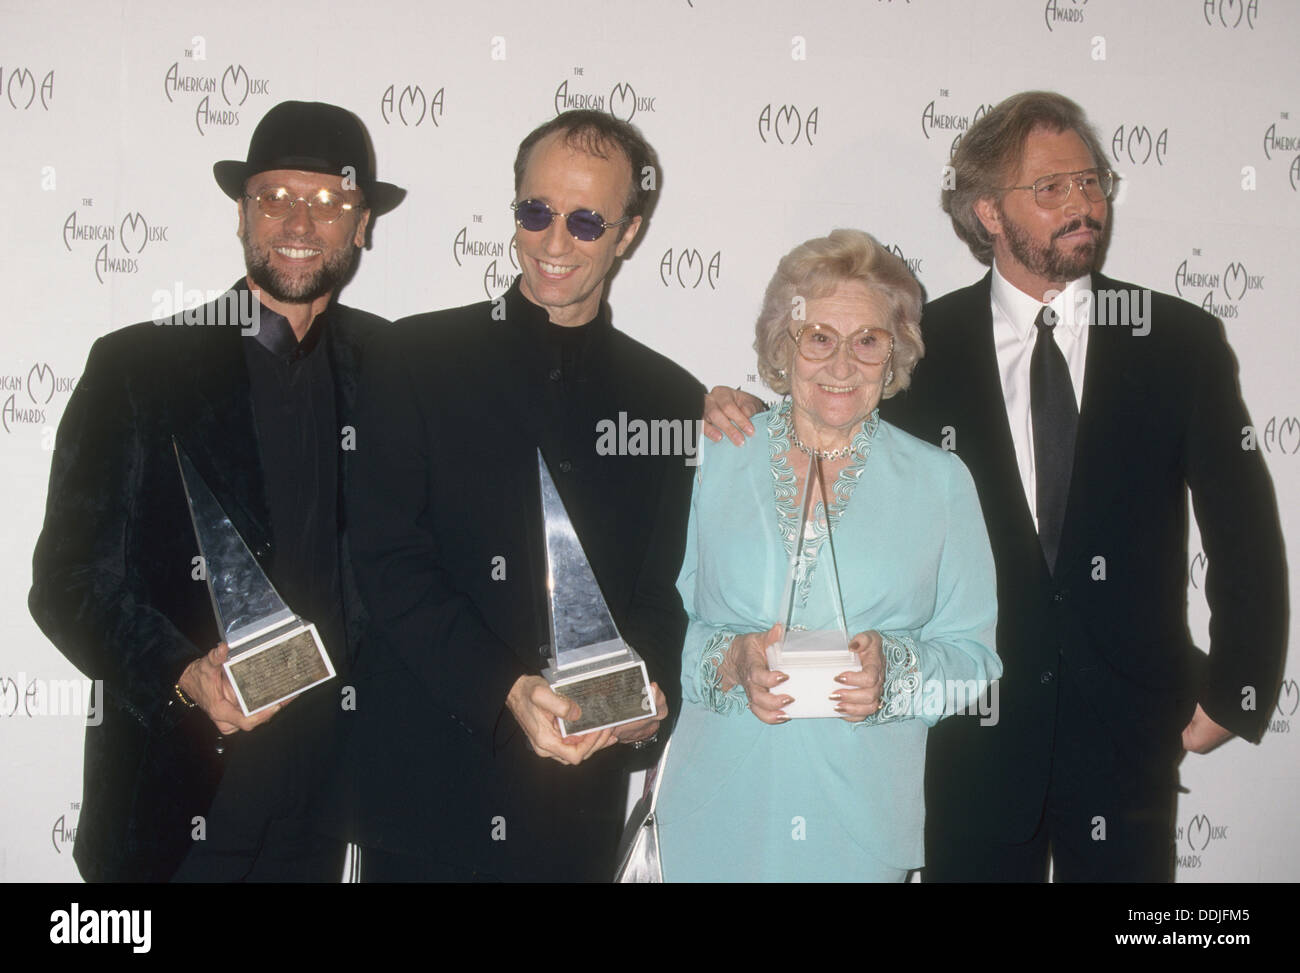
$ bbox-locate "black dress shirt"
[242,302,346,663]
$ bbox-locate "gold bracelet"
[172,683,197,709]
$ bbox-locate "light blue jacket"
[657,405,1001,880]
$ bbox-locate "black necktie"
[1030,305,1078,572]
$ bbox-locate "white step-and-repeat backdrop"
[1,0,1295,881]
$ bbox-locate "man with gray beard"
[30,101,403,881]
[703,90,1285,882]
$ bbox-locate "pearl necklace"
[786,419,857,461]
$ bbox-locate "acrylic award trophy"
[537,449,656,736]
[174,442,335,716]
[766,457,861,718]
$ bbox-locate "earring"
[885,368,895,386]
[777,368,787,378]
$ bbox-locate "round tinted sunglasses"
[511,199,630,242]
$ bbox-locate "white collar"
[991,261,1091,343]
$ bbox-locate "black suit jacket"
[881,271,1287,843]
[29,282,384,881]
[337,283,703,881]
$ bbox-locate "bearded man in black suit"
[703,90,1286,882]
[30,100,403,882]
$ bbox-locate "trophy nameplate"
[537,450,656,736]
[766,456,860,719]
[175,443,336,716]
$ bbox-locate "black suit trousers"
[926,659,1177,882]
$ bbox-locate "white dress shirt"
[990,262,1090,528]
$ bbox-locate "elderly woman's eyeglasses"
[245,188,357,224]
[788,325,894,366]
[1002,168,1114,210]
[511,199,630,242]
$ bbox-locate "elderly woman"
[655,229,1000,882]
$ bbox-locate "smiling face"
[237,168,369,309]
[975,126,1107,300]
[789,282,894,449]
[513,132,642,327]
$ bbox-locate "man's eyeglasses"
[1002,168,1115,210]
[788,324,894,366]
[511,199,630,242]
[245,188,358,224]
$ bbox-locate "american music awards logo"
[450,217,518,299]
[881,242,925,281]
[757,104,819,146]
[62,205,170,285]
[1,66,54,110]
[1111,124,1169,166]
[1260,116,1300,192]
[1258,417,1300,455]
[162,51,271,135]
[554,72,659,123]
[1,362,77,435]
[659,248,721,290]
[1171,250,1264,319]
[919,92,995,157]
[0,672,28,713]
[1175,812,1230,870]
[1043,0,1087,31]
[1270,678,1296,734]
[380,84,445,127]
[51,804,79,855]
[1203,0,1258,28]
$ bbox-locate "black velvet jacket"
[335,282,704,880]
[29,281,385,881]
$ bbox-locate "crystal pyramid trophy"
[537,450,656,736]
[766,457,860,719]
[174,442,335,716]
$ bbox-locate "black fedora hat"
[213,100,405,215]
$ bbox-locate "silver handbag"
[613,738,672,883]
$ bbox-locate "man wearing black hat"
[29,100,403,882]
